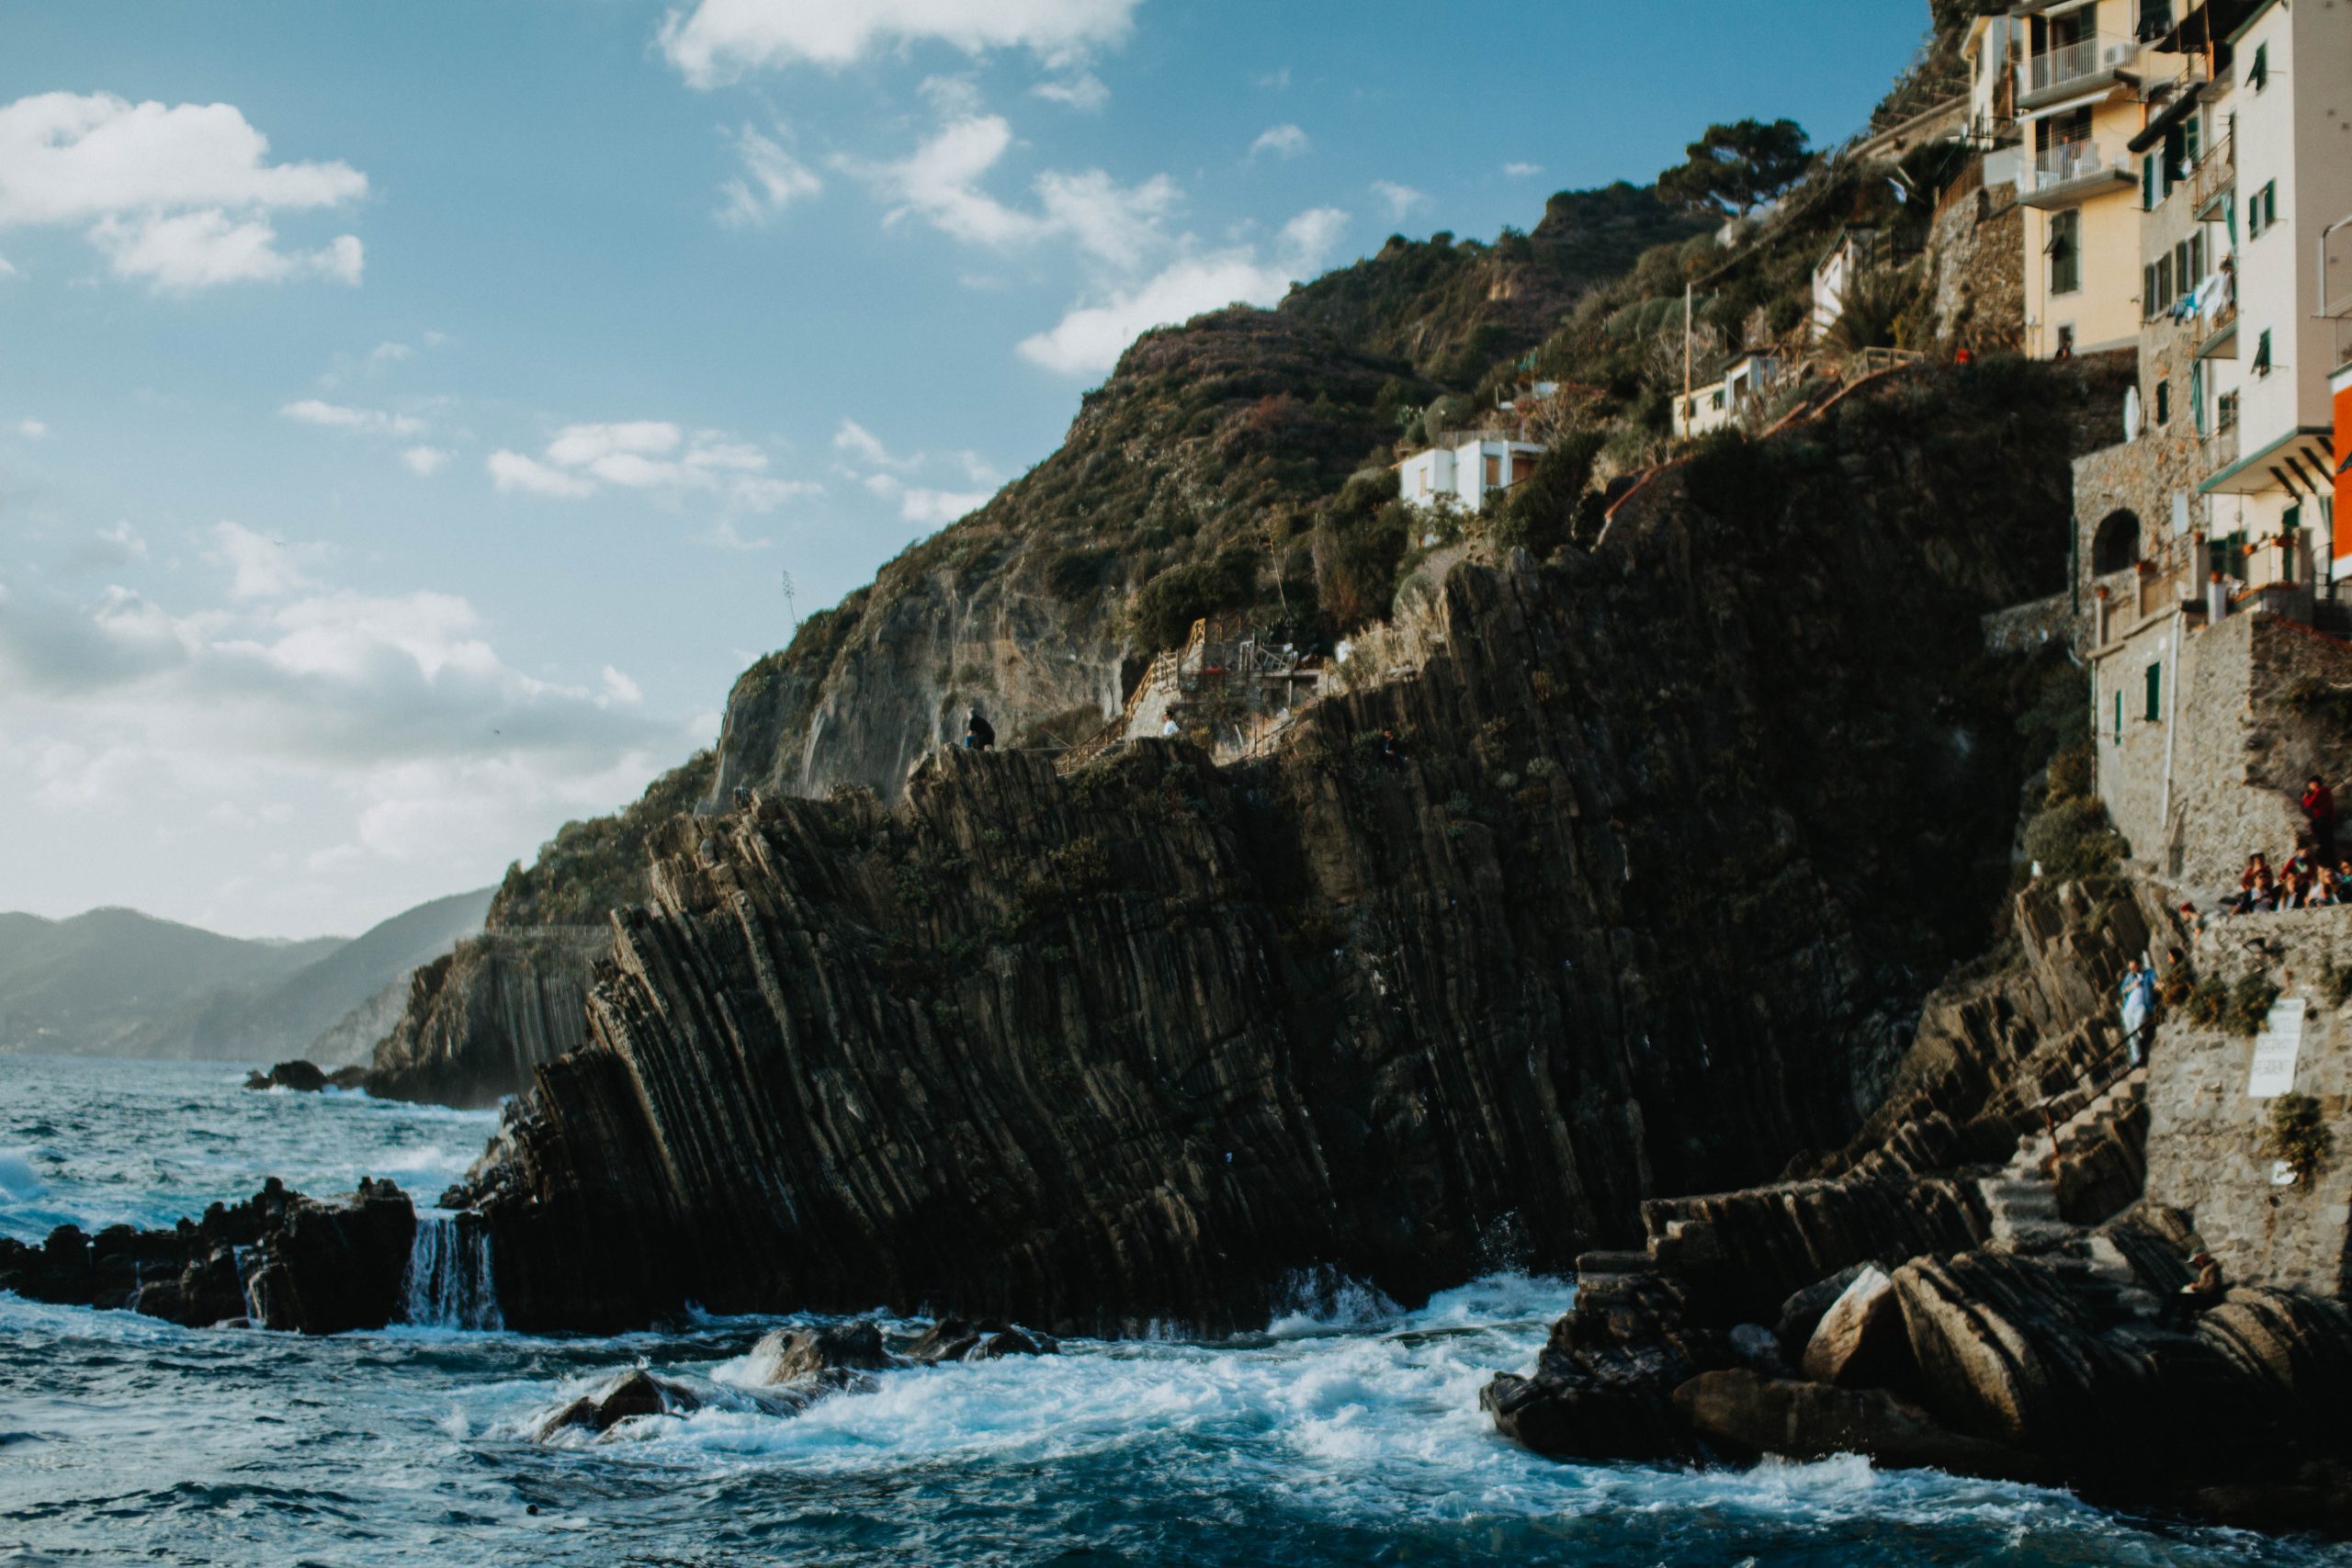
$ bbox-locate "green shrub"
[2021,796,2127,880]
[2261,1092,2334,1183]
[1492,433,1605,559]
[1316,502,1411,629]
[2226,974,2282,1038]
[2186,977,2230,1029]
[1128,549,1259,651]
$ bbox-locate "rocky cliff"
[447,359,2120,1333]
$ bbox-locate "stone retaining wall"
[2144,904,2352,1296]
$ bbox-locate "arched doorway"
[2092,509,2141,575]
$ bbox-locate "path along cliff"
[445,361,2122,1333]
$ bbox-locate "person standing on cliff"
[2120,957,2157,1066]
[2302,776,2336,864]
[964,705,996,751]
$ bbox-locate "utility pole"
[1682,281,1694,431]
[779,570,798,634]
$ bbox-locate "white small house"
[1671,353,1782,439]
[1811,229,1879,340]
[1397,436,1546,513]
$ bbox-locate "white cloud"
[208,520,322,601]
[0,544,689,931]
[67,522,146,570]
[1371,181,1427,220]
[1255,67,1292,89]
[0,254,16,277]
[368,341,413,366]
[1033,73,1109,110]
[832,418,904,468]
[400,445,451,478]
[1503,162,1544,178]
[1250,123,1309,161]
[598,666,642,706]
[862,471,992,525]
[492,421,814,511]
[281,399,425,438]
[0,92,368,292]
[90,211,363,292]
[487,448,598,499]
[845,115,1176,267]
[1018,206,1346,376]
[703,516,774,551]
[15,418,49,440]
[660,0,1142,85]
[718,124,822,228]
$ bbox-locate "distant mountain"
[0,889,492,1062]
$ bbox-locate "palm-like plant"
[1822,269,1919,357]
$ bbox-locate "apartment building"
[2013,0,2164,359]
[2191,0,2352,589]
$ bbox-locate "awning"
[2129,83,2207,152]
[2021,83,2128,121]
[2200,426,2339,496]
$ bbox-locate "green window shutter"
[2114,692,2125,743]
[2251,43,2267,90]
[2191,361,2207,434]
[2146,662,2163,723]
[2144,264,2159,318]
[2256,330,2273,373]
[2143,155,2157,209]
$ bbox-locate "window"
[2255,329,2273,376]
[1484,454,1503,490]
[2157,253,2174,311]
[2144,263,2160,319]
[2156,378,2171,425]
[2249,42,2267,91]
[2250,180,2278,238]
[2114,691,2125,744]
[2145,662,2163,723]
[2219,389,2240,431]
[2050,210,2082,295]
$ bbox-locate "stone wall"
[1928,168,2023,355]
[2097,609,2352,897]
[2144,904,2352,1296]
[1981,592,2073,658]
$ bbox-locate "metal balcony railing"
[2034,139,2109,190]
[2030,36,2123,96]
[2191,134,2233,217]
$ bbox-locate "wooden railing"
[1055,619,1206,775]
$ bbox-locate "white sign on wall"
[2247,998,2307,1099]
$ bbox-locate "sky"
[0,0,1929,940]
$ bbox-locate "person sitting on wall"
[964,705,996,751]
[2158,1252,2227,1330]
[2303,776,2337,864]
[1161,716,1181,740]
[2234,853,2274,915]
[1375,728,1405,770]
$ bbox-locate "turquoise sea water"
[3,1054,2347,1567]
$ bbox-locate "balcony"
[2191,133,2233,220]
[2020,140,2136,209]
[2020,36,2135,111]
[2202,422,2239,482]
[2194,300,2239,357]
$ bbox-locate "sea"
[4,1053,2348,1567]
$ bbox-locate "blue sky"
[0,0,1928,938]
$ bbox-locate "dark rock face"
[1480,1271,1726,1461]
[360,930,606,1108]
[904,1319,1059,1364]
[448,370,2112,1335]
[0,1179,418,1334]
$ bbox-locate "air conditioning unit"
[2102,40,2137,71]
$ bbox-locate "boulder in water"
[907,1318,1060,1364]
[1800,1265,1911,1389]
[537,1370,697,1439]
[245,1060,328,1093]
[753,1320,893,1382]
[1671,1370,2055,1483]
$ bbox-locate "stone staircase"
[1974,1066,2156,1314]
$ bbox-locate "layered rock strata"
[450,368,2115,1333]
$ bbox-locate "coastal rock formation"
[360,928,607,1108]
[447,363,2122,1334]
[0,1178,418,1334]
